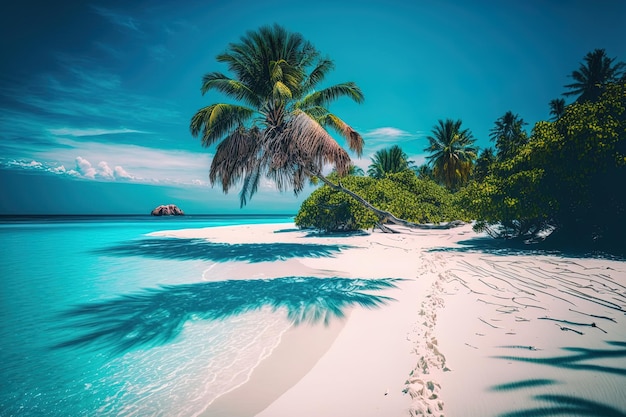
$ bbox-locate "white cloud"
[98,161,114,178]
[49,127,147,137]
[75,156,97,179]
[363,127,413,138]
[6,160,43,169]
[29,140,212,186]
[114,165,133,180]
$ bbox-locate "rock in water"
[151,204,184,216]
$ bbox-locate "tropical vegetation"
[366,145,415,179]
[424,119,477,190]
[191,26,625,249]
[295,171,467,232]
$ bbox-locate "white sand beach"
[151,223,626,417]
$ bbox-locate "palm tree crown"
[367,145,414,179]
[190,24,364,206]
[489,111,528,160]
[549,98,566,121]
[563,48,625,103]
[424,119,477,190]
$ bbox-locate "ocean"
[0,215,297,417]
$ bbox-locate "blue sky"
[1,0,625,214]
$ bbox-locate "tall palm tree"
[489,111,528,160]
[563,48,625,103]
[367,145,413,178]
[190,25,447,232]
[424,119,477,190]
[190,24,364,206]
[549,98,566,121]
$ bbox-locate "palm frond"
[190,104,255,147]
[200,72,257,104]
[299,105,328,120]
[299,82,364,109]
[322,113,364,156]
[239,163,263,207]
[281,112,352,176]
[302,58,334,93]
[209,126,261,192]
[272,81,293,100]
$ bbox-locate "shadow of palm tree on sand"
[493,342,626,416]
[52,277,400,354]
[93,238,355,262]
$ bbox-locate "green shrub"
[295,172,466,232]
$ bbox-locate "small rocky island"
[151,204,185,216]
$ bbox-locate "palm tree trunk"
[310,170,464,233]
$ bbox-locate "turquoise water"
[0,215,396,416]
[0,215,296,417]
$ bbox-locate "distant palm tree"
[348,164,365,176]
[489,111,528,160]
[563,48,625,103]
[367,145,413,178]
[190,24,364,207]
[473,147,496,182]
[549,98,566,121]
[415,164,434,180]
[424,119,477,190]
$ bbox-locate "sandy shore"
[152,223,626,417]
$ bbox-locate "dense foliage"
[295,171,466,232]
[460,82,626,246]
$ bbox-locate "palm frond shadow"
[52,277,400,354]
[493,341,626,376]
[428,236,625,260]
[500,394,626,417]
[93,238,355,262]
[494,342,626,416]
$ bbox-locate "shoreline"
[203,317,346,417]
[152,222,626,417]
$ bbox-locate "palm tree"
[367,145,413,178]
[549,98,566,121]
[563,48,625,103]
[424,119,477,190]
[472,147,496,182]
[190,24,364,207]
[190,25,451,232]
[415,164,434,180]
[489,111,528,160]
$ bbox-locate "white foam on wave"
[94,307,292,417]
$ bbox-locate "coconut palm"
[191,25,459,232]
[549,98,566,121]
[367,145,414,178]
[489,111,528,160]
[424,119,477,190]
[563,48,625,103]
[190,24,364,207]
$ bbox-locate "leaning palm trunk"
[310,170,465,233]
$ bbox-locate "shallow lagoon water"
[0,215,296,416]
[0,215,397,416]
